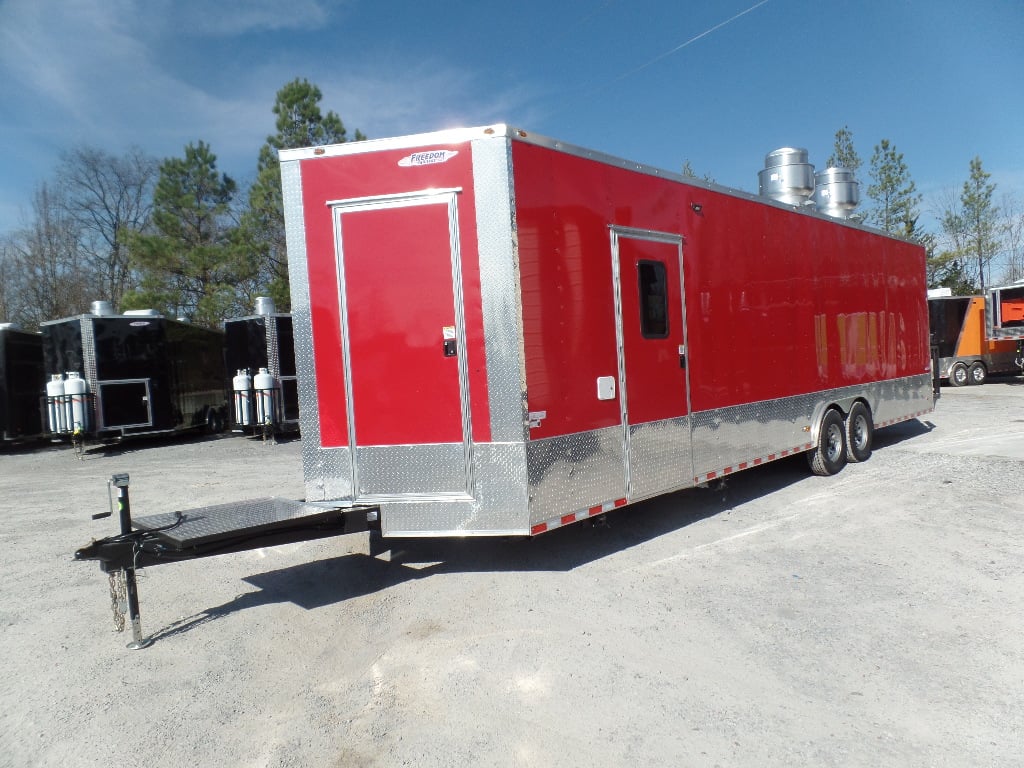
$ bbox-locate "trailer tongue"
[74,474,378,649]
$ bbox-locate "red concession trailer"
[277,125,933,537]
[75,125,935,648]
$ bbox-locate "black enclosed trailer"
[223,297,299,436]
[41,304,229,441]
[0,324,45,442]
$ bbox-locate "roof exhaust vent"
[91,300,115,316]
[812,167,860,219]
[255,296,276,316]
[758,147,815,206]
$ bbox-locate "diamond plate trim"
[281,158,341,501]
[356,444,468,496]
[79,317,100,429]
[265,316,280,375]
[472,136,528,443]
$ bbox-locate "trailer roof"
[279,124,916,243]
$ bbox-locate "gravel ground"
[1,380,1022,767]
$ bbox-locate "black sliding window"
[637,260,669,339]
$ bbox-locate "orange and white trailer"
[929,290,1024,386]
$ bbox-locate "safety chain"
[72,428,86,459]
[107,569,127,633]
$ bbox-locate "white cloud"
[149,0,341,36]
[0,0,541,232]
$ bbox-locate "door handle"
[442,326,457,357]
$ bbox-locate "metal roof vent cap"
[812,167,860,219]
[122,309,161,317]
[91,300,115,316]
[255,296,276,316]
[758,147,815,206]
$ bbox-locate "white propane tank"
[64,372,89,434]
[253,367,278,426]
[233,369,253,426]
[46,375,66,434]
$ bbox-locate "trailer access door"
[331,190,473,500]
[611,227,692,498]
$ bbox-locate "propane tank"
[64,372,90,434]
[46,375,66,434]
[233,369,253,426]
[253,367,278,426]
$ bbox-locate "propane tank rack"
[74,474,379,649]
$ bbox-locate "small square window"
[637,260,669,338]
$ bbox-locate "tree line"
[2,101,1021,329]
[0,78,363,329]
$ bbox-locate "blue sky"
[1,0,1022,237]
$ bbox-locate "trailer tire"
[808,408,847,476]
[206,408,223,434]
[949,363,969,387]
[844,401,873,463]
[968,362,987,385]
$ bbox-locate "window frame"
[636,259,670,340]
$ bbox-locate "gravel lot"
[1,380,1023,767]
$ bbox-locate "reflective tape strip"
[876,409,932,428]
[530,497,628,536]
[697,443,813,484]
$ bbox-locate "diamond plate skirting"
[380,442,527,535]
[628,416,692,500]
[690,374,934,482]
[526,427,626,526]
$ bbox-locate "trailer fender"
[808,396,854,446]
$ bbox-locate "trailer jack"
[81,474,152,648]
[75,473,379,649]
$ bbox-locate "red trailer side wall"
[510,141,929,441]
[296,144,492,447]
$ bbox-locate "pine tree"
[125,142,252,326]
[866,140,921,237]
[241,79,365,309]
[960,157,1000,290]
[826,126,861,175]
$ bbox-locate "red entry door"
[612,228,692,498]
[334,191,471,498]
